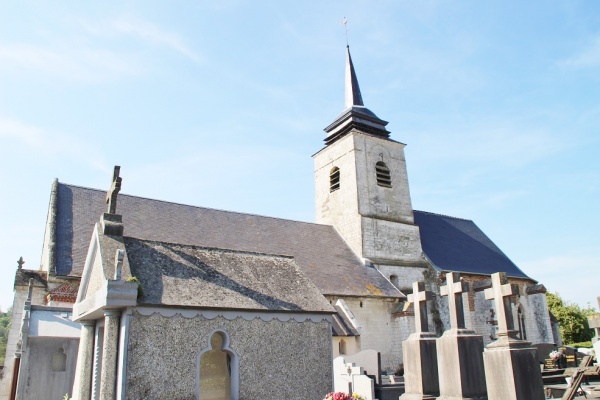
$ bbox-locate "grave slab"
[482,272,544,400]
[436,272,487,400]
[401,281,439,400]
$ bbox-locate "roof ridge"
[414,209,472,222]
[60,182,328,228]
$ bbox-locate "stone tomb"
[400,281,439,400]
[436,272,487,400]
[482,272,544,400]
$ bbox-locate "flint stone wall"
[125,311,332,400]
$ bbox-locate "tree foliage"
[547,292,596,345]
[0,308,11,366]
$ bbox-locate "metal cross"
[440,272,468,329]
[341,17,349,46]
[17,256,24,269]
[106,166,122,214]
[484,272,519,336]
[408,281,433,333]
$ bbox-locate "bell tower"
[313,46,425,274]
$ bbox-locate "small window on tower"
[330,167,340,192]
[375,162,392,188]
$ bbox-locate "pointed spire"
[323,45,390,146]
[344,46,364,109]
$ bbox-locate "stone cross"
[113,249,124,281]
[106,166,122,214]
[440,272,468,329]
[484,272,519,336]
[17,256,24,269]
[408,281,433,333]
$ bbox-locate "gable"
[413,210,530,279]
[124,237,334,312]
[50,183,402,298]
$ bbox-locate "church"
[1,46,558,400]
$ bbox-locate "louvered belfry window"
[375,161,392,187]
[330,167,340,192]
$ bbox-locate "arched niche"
[196,330,239,400]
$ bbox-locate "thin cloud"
[411,123,564,168]
[0,115,45,146]
[558,34,600,69]
[111,17,202,64]
[519,254,599,308]
[0,43,141,82]
[483,190,528,208]
[0,116,107,170]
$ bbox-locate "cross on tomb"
[106,166,122,214]
[440,272,468,329]
[408,281,433,333]
[484,272,519,337]
[17,256,24,269]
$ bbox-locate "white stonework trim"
[73,280,138,321]
[77,225,100,303]
[335,299,362,332]
[116,311,131,400]
[131,306,333,323]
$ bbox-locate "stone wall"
[124,311,333,400]
[431,273,553,346]
[314,131,423,264]
[327,296,410,372]
[332,336,360,358]
[18,337,79,400]
[0,285,46,400]
[376,264,427,294]
[314,132,363,257]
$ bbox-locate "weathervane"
[341,17,349,46]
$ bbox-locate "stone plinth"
[400,332,439,400]
[482,272,544,400]
[483,337,544,400]
[436,329,487,400]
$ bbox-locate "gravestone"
[559,346,578,368]
[400,281,439,400]
[333,357,376,400]
[343,349,381,384]
[482,272,544,400]
[436,272,487,400]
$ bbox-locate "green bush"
[547,292,596,344]
[126,276,143,299]
[0,309,11,366]
[566,341,593,349]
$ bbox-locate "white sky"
[1,1,599,311]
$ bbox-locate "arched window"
[390,275,399,289]
[197,330,239,400]
[339,339,346,355]
[51,347,67,372]
[375,162,392,188]
[330,167,340,192]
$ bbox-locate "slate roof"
[52,183,402,299]
[124,238,334,312]
[14,269,48,288]
[413,211,531,279]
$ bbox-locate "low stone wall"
[124,310,332,399]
